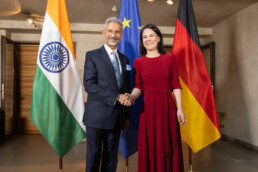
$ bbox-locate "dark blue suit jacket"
[83,46,130,130]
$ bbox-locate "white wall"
[212,3,258,147]
[72,33,104,100]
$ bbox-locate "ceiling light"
[148,0,154,2]
[112,6,118,12]
[27,18,33,24]
[27,18,37,28]
[167,0,173,5]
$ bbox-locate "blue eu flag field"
[118,0,142,158]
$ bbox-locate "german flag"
[172,0,221,153]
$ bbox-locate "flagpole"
[59,157,63,172]
[188,146,194,172]
[125,158,128,172]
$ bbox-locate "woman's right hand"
[177,109,186,125]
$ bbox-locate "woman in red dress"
[129,24,186,172]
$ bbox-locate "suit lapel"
[118,51,126,87]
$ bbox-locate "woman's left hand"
[177,109,186,125]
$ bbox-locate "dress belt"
[144,89,171,94]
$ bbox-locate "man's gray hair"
[104,17,123,30]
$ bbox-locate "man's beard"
[108,37,119,46]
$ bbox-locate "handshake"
[117,93,136,106]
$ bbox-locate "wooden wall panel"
[202,48,211,77]
[16,44,38,133]
[5,44,14,134]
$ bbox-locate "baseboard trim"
[222,134,258,151]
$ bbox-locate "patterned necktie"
[111,51,122,87]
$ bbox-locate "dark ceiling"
[0,0,257,27]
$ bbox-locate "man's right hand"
[117,93,135,106]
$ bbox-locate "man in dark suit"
[83,17,131,172]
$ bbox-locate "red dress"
[134,53,184,172]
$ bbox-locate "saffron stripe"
[46,0,75,58]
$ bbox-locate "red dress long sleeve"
[134,53,184,172]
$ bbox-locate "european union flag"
[118,0,142,158]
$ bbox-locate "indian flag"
[30,0,85,157]
[172,0,221,153]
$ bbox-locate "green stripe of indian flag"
[31,66,85,157]
[36,12,85,132]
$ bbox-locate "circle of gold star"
[122,17,131,29]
